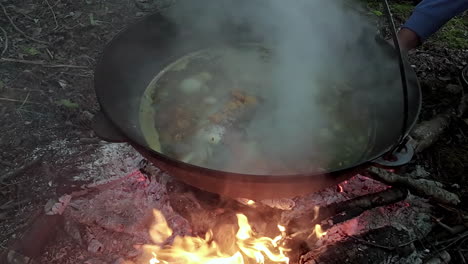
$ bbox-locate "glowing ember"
[145,210,290,264]
[337,184,344,193]
[247,200,256,206]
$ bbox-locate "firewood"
[361,96,465,206]
[299,226,416,264]
[365,167,460,205]
[409,89,466,153]
[424,251,451,264]
[409,111,452,153]
[286,187,408,236]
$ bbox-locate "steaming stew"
[139,44,372,175]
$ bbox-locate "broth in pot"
[139,44,372,175]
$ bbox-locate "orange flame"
[277,225,286,232]
[145,210,289,264]
[312,206,320,221]
[149,253,159,264]
[306,224,327,240]
[314,224,327,238]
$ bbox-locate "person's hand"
[385,28,420,54]
[397,28,421,51]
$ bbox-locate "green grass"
[359,0,414,21]
[432,17,468,49]
[390,2,414,17]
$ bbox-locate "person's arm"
[398,0,468,50]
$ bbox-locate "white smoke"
[159,0,404,175]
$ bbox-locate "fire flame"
[247,200,256,206]
[145,210,290,264]
[314,224,327,238]
[306,224,327,240]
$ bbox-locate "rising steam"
[155,0,405,175]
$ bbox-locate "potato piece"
[179,78,203,94]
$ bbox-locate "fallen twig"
[0,157,42,183]
[0,57,89,69]
[435,231,468,247]
[19,92,30,109]
[44,0,59,30]
[432,216,467,235]
[0,199,30,211]
[0,3,49,45]
[440,231,468,251]
[458,250,466,264]
[0,97,42,105]
[60,71,93,78]
[365,167,460,205]
[0,26,8,56]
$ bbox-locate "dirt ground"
[0,0,149,248]
[0,0,467,262]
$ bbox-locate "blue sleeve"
[402,0,468,41]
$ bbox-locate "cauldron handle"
[382,0,411,155]
[92,111,128,143]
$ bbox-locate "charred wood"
[286,187,407,236]
[365,167,460,205]
[299,226,416,264]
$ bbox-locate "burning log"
[283,186,414,263]
[286,187,408,236]
[299,226,417,264]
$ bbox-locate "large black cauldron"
[93,9,421,199]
